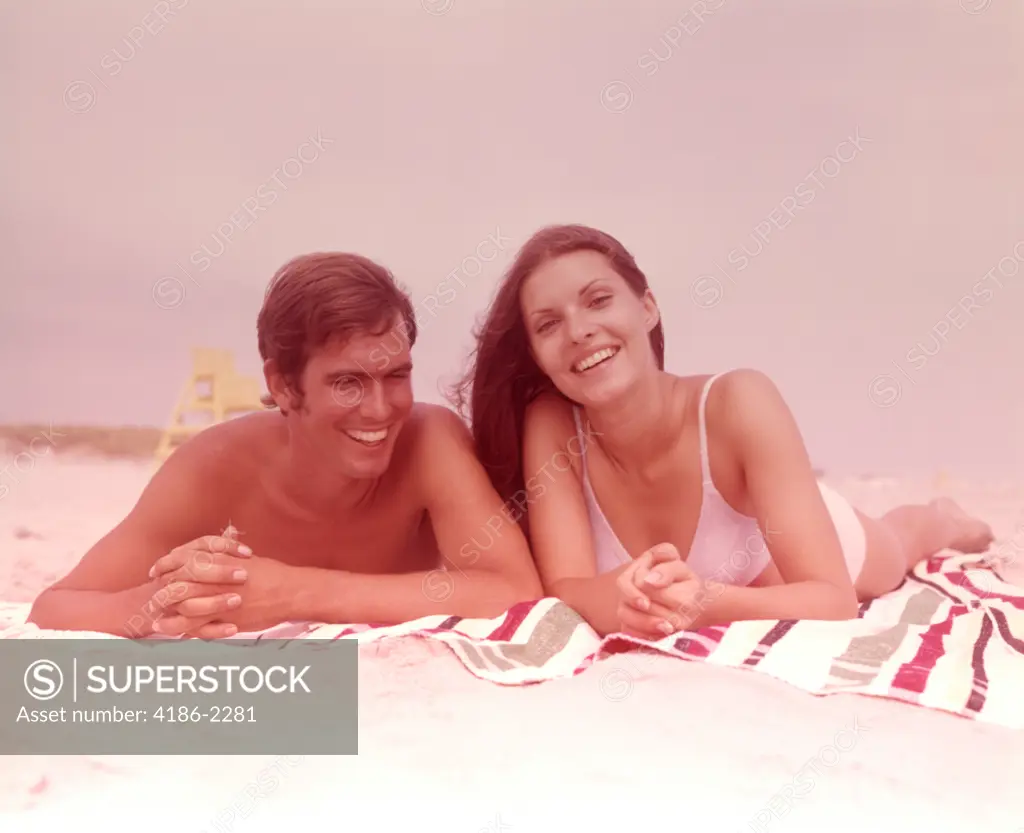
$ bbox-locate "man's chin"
[337,448,394,479]
[347,462,391,480]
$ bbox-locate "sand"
[1,452,1022,831]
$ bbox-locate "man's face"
[293,318,415,479]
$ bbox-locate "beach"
[4,0,1020,824]
[1,450,1023,830]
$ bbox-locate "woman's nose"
[565,312,596,344]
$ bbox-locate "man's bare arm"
[287,406,544,624]
[28,431,243,636]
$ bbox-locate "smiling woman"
[453,224,995,639]
[520,249,662,410]
[448,225,665,515]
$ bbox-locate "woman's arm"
[522,395,643,636]
[674,369,859,627]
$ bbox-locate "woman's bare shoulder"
[524,391,576,435]
[708,367,783,404]
[704,368,795,440]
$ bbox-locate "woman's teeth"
[345,428,388,444]
[573,347,619,373]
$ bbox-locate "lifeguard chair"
[154,347,265,465]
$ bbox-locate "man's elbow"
[478,569,544,616]
[27,587,61,628]
[513,570,545,604]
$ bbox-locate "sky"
[1,0,1021,479]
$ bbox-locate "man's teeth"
[345,428,388,443]
[574,347,618,373]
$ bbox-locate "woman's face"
[520,250,659,407]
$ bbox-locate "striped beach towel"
[2,553,1022,728]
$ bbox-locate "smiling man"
[29,252,542,638]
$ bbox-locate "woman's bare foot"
[930,497,995,553]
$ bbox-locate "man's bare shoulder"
[399,402,472,452]
[159,410,283,484]
[386,403,473,498]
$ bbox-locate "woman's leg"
[853,498,994,599]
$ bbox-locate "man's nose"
[359,381,391,421]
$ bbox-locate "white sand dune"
[2,454,1023,830]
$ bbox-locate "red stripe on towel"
[669,625,728,659]
[743,620,797,667]
[908,574,963,605]
[964,615,994,714]
[946,573,1024,609]
[890,604,961,694]
[672,636,710,659]
[487,599,540,641]
[989,608,1024,657]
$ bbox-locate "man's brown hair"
[257,252,417,411]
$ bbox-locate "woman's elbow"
[824,584,860,620]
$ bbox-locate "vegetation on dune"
[0,425,164,459]
[0,424,829,474]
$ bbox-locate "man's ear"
[642,289,661,333]
[263,358,297,414]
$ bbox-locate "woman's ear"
[642,289,661,333]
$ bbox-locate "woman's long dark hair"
[448,224,665,532]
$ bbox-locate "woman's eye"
[537,319,557,334]
[590,294,611,307]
